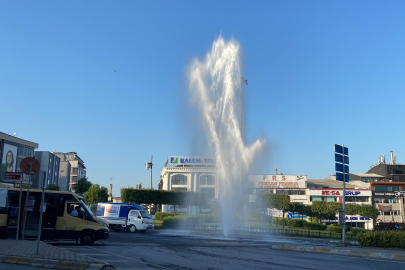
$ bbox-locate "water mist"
[189,37,265,236]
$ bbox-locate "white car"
[127,210,154,233]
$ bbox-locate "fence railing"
[182,224,356,240]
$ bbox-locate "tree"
[83,184,108,205]
[262,193,290,229]
[346,203,360,230]
[75,177,92,194]
[311,201,328,223]
[358,204,379,226]
[46,184,60,191]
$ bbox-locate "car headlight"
[95,220,108,227]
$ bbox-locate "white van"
[127,209,154,233]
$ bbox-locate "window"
[72,168,78,174]
[72,176,78,182]
[375,186,399,191]
[374,198,384,203]
[130,211,139,217]
[326,197,336,202]
[200,175,215,185]
[276,190,306,195]
[172,174,187,185]
[346,196,368,203]
[310,196,322,201]
[67,203,87,219]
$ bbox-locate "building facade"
[31,151,61,189]
[159,156,216,213]
[54,152,86,192]
[0,132,38,187]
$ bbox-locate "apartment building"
[55,152,86,192]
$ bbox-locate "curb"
[0,255,115,269]
[271,244,405,262]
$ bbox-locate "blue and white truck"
[95,203,154,233]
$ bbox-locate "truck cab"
[127,210,154,233]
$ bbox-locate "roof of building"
[306,179,370,189]
[350,173,384,178]
[0,132,38,149]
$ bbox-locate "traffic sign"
[335,154,349,164]
[335,144,348,155]
[336,172,349,182]
[335,163,349,173]
[287,213,293,220]
[4,172,21,180]
[19,157,40,175]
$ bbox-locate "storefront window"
[310,196,322,201]
[326,197,336,202]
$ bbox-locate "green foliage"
[198,214,219,223]
[290,219,307,227]
[358,204,379,219]
[308,216,319,223]
[262,193,290,228]
[345,203,360,216]
[262,193,290,211]
[329,224,350,233]
[75,177,92,194]
[310,201,340,223]
[83,184,109,205]
[303,222,327,231]
[272,217,289,226]
[46,184,60,191]
[121,188,208,206]
[357,231,405,248]
[155,212,184,220]
[162,216,199,228]
[352,228,369,236]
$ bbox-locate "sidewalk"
[0,240,114,269]
[271,244,405,261]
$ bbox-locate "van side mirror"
[138,215,141,219]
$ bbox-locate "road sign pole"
[342,144,346,245]
[22,162,32,240]
[16,168,23,240]
[37,171,46,254]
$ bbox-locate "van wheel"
[129,225,137,233]
[80,232,95,245]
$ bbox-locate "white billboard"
[165,156,215,167]
[248,175,306,189]
[1,143,17,182]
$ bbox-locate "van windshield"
[139,210,151,218]
[80,200,94,217]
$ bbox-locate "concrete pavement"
[50,230,405,269]
[0,240,113,269]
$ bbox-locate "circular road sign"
[287,213,293,220]
[20,157,40,175]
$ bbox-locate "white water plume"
[189,37,266,236]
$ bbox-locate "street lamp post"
[145,156,153,214]
[145,155,153,189]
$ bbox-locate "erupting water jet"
[189,37,266,236]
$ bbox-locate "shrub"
[198,214,219,223]
[352,228,368,236]
[155,212,183,220]
[271,217,289,226]
[162,216,199,228]
[308,217,319,223]
[329,224,351,233]
[357,231,405,248]
[303,222,327,231]
[290,219,307,227]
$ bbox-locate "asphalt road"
[49,230,405,270]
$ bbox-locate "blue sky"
[1,1,405,194]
